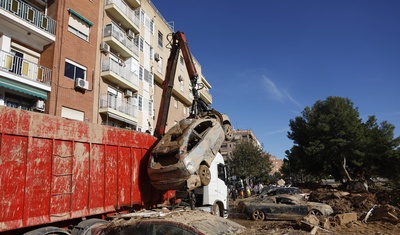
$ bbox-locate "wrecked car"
[148,118,225,191]
[261,186,309,200]
[91,210,246,235]
[237,194,334,221]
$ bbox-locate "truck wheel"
[213,203,222,217]
[223,123,234,141]
[199,164,211,186]
[23,226,69,235]
[190,192,196,210]
[252,209,265,221]
[70,219,107,235]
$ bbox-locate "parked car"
[237,194,333,221]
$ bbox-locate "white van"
[193,152,228,218]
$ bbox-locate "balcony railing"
[101,58,139,87]
[0,50,52,86]
[105,0,140,29]
[104,23,139,57]
[99,93,137,118]
[0,0,56,35]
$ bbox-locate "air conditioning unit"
[125,90,133,97]
[100,42,110,53]
[154,53,160,62]
[127,29,134,39]
[75,78,89,90]
[33,100,45,111]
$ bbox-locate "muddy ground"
[228,182,400,235]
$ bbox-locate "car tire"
[252,209,265,221]
[199,164,211,186]
[223,123,234,141]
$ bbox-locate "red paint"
[0,106,169,232]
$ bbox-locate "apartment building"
[269,155,283,175]
[220,129,261,161]
[0,0,211,134]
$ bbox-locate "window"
[138,95,143,111]
[68,10,92,41]
[157,57,163,74]
[180,56,184,70]
[61,106,84,121]
[150,19,154,34]
[139,66,143,80]
[150,46,154,60]
[140,10,144,24]
[158,31,163,48]
[143,68,153,86]
[174,98,178,109]
[64,59,86,80]
[4,92,30,110]
[148,100,153,116]
[140,37,144,52]
[218,163,226,181]
[180,79,184,92]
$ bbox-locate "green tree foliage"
[361,116,400,180]
[286,96,400,182]
[227,141,272,179]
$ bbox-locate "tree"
[286,96,400,182]
[227,141,272,180]
[361,116,400,180]
[287,96,364,182]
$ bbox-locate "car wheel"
[223,123,234,141]
[309,209,322,216]
[252,209,265,221]
[199,164,211,186]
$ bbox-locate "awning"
[108,112,137,126]
[68,9,94,26]
[0,78,48,100]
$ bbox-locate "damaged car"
[237,194,333,221]
[148,118,225,191]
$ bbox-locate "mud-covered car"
[148,118,225,191]
[261,186,309,200]
[91,210,245,235]
[237,194,333,221]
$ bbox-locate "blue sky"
[150,0,400,160]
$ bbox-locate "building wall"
[49,1,100,122]
[269,155,283,175]
[0,0,211,134]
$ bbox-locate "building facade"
[220,129,261,161]
[0,0,211,134]
[269,155,283,175]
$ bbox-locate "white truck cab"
[194,152,228,218]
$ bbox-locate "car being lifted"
[148,118,225,191]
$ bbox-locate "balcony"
[103,23,139,59]
[0,49,51,99]
[126,0,141,8]
[101,58,139,92]
[0,0,56,51]
[199,83,212,104]
[99,93,137,125]
[105,0,140,34]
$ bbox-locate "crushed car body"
[91,210,246,235]
[148,118,225,191]
[237,194,334,221]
